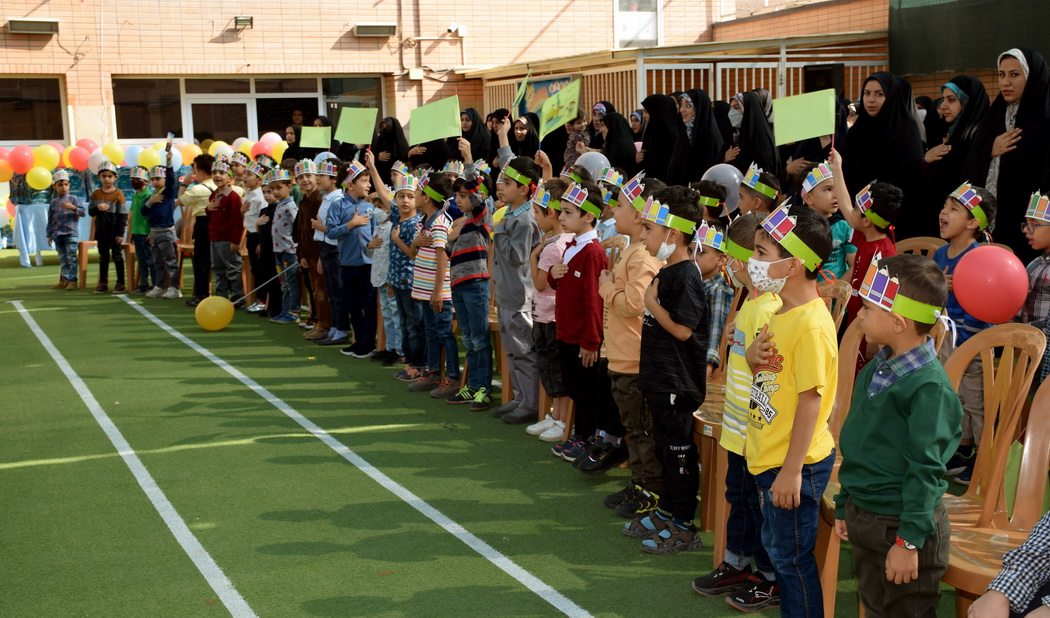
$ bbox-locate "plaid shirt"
[702,272,734,367]
[46,194,86,238]
[867,338,937,397]
[988,511,1050,613]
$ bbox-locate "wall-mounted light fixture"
[233,15,253,29]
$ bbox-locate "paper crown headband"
[150,165,168,178]
[231,152,250,166]
[802,161,833,196]
[501,164,532,187]
[246,161,267,178]
[641,196,697,235]
[52,169,70,183]
[391,160,411,177]
[474,160,491,175]
[597,167,624,188]
[266,168,292,184]
[392,175,418,195]
[695,222,727,253]
[563,183,603,218]
[532,185,561,211]
[317,160,339,177]
[760,203,821,271]
[129,166,149,181]
[724,237,754,263]
[341,160,367,186]
[858,259,943,324]
[442,160,465,177]
[950,182,989,230]
[855,181,890,229]
[601,187,617,208]
[214,161,233,176]
[294,159,318,177]
[1027,192,1050,222]
[420,174,447,203]
[697,194,725,213]
[559,167,583,184]
[743,163,778,199]
[621,172,647,210]
[254,153,277,168]
[97,161,118,175]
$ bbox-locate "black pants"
[645,391,700,522]
[320,245,345,331]
[191,215,210,299]
[557,340,623,439]
[339,264,376,347]
[96,237,124,286]
[245,232,271,304]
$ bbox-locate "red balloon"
[954,246,1029,324]
[76,138,99,153]
[5,200,14,218]
[67,146,90,172]
[8,145,35,174]
[0,147,9,161]
[48,142,65,154]
[250,140,273,158]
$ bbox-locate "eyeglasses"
[1021,221,1050,233]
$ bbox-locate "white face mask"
[655,229,675,261]
[728,108,743,128]
[726,261,745,288]
[747,256,791,295]
[917,108,928,122]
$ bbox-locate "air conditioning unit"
[7,18,59,35]
[353,23,397,37]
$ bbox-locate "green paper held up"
[511,70,532,118]
[539,80,580,140]
[300,126,332,149]
[409,95,461,145]
[335,108,378,145]
[772,89,836,146]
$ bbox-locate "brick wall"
[903,70,999,102]
[712,0,888,41]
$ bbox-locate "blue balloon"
[314,151,335,165]
[124,145,144,168]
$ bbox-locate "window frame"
[0,75,69,147]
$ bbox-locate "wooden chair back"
[817,279,852,331]
[896,236,946,257]
[1002,378,1050,531]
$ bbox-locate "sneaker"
[641,520,704,554]
[571,436,601,468]
[502,406,538,425]
[526,414,557,436]
[350,345,376,359]
[66,281,79,290]
[552,436,580,458]
[725,575,780,612]
[692,562,754,597]
[394,367,423,382]
[946,446,976,476]
[50,280,67,289]
[162,287,182,299]
[469,388,493,412]
[430,377,460,399]
[446,385,477,405]
[491,399,522,418]
[270,313,297,324]
[94,284,109,294]
[299,319,315,330]
[145,286,164,298]
[577,440,629,475]
[408,372,441,392]
[560,437,592,463]
[129,286,149,295]
[604,485,638,509]
[370,350,393,363]
[185,297,201,307]
[615,486,660,518]
[382,354,406,367]
[537,420,566,442]
[113,284,127,293]
[317,336,349,346]
[340,343,363,357]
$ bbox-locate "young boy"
[1020,191,1050,384]
[598,173,663,512]
[241,161,268,312]
[207,160,245,302]
[46,170,85,290]
[934,182,997,485]
[142,153,181,299]
[527,180,575,440]
[88,161,128,293]
[692,212,782,609]
[313,159,350,346]
[127,166,157,294]
[799,160,855,280]
[547,181,617,464]
[387,175,426,379]
[326,159,377,357]
[564,110,589,169]
[295,159,329,340]
[622,187,707,554]
[738,163,780,216]
[834,254,962,617]
[255,180,282,318]
[268,168,301,324]
[693,220,734,380]
[744,203,837,617]
[178,154,217,306]
[595,167,625,244]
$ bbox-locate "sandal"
[640,522,704,554]
[622,512,674,539]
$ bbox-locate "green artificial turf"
[0,248,962,617]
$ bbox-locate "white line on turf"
[9,300,257,618]
[118,296,592,618]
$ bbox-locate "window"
[615,0,659,48]
[0,78,64,142]
[185,78,250,94]
[113,78,183,140]
[255,78,317,94]
[322,77,382,129]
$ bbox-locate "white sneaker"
[538,420,567,442]
[162,287,182,299]
[144,286,164,298]
[526,414,556,436]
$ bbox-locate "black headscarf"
[731,91,780,176]
[600,112,639,177]
[640,94,687,182]
[668,89,723,184]
[369,117,409,185]
[915,95,948,147]
[712,101,734,155]
[588,101,615,151]
[540,126,568,176]
[448,108,490,163]
[282,125,303,163]
[843,72,924,236]
[509,114,540,158]
[630,109,646,142]
[752,88,775,127]
[966,47,1050,257]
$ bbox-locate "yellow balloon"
[33,145,60,170]
[207,140,227,156]
[62,145,78,168]
[272,140,288,162]
[102,143,125,165]
[238,141,255,156]
[195,296,235,331]
[137,148,160,169]
[26,167,54,190]
[182,144,203,164]
[152,141,166,150]
[201,139,214,155]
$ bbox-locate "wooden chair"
[77,218,98,289]
[943,376,1050,617]
[941,324,1045,528]
[817,278,852,332]
[981,242,1014,254]
[896,236,946,257]
[176,206,196,290]
[123,210,137,289]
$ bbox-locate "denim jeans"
[54,236,78,282]
[393,286,425,368]
[451,280,491,391]
[275,251,300,314]
[379,285,402,354]
[755,450,836,618]
[420,298,459,378]
[725,451,773,574]
[131,234,156,289]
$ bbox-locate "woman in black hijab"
[639,94,687,182]
[842,72,924,237]
[712,101,734,159]
[448,108,490,162]
[915,95,948,148]
[600,112,639,177]
[919,75,990,236]
[370,117,409,185]
[630,109,646,142]
[728,91,780,177]
[588,101,615,151]
[282,125,303,163]
[668,89,723,184]
[966,47,1050,258]
[509,114,540,158]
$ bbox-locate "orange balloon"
[0,160,12,183]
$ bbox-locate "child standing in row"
[89,161,128,294]
[268,168,301,324]
[241,162,269,312]
[179,154,217,306]
[1022,192,1050,385]
[46,170,85,290]
[388,176,426,381]
[312,159,350,347]
[327,160,377,356]
[128,166,157,294]
[207,160,245,302]
[142,154,181,299]
[799,160,855,281]
[738,164,780,216]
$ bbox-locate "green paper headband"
[502,165,531,187]
[863,209,890,229]
[724,238,754,263]
[698,195,723,209]
[422,184,445,203]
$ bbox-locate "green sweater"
[129,188,153,236]
[834,360,962,548]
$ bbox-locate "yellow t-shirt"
[180,180,243,217]
[745,296,838,475]
[720,292,782,455]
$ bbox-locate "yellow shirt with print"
[180,179,244,218]
[745,296,837,475]
[720,292,782,455]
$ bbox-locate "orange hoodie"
[598,242,660,374]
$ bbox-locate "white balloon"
[701,164,744,213]
[232,137,248,149]
[575,151,612,181]
[0,210,9,228]
[162,147,184,170]
[214,144,233,159]
[88,152,109,175]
